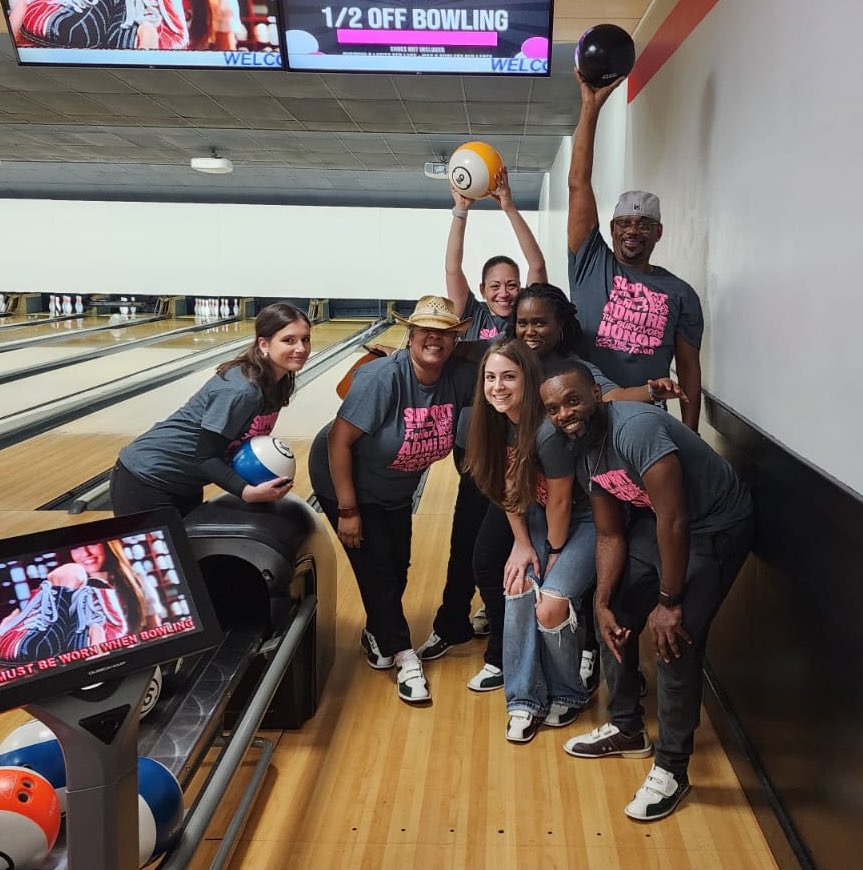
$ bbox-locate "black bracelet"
[545,540,564,555]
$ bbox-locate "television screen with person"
[280,0,553,75]
[0,511,221,712]
[1,0,284,68]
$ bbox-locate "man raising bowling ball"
[567,69,704,432]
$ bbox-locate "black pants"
[109,462,203,518]
[472,501,511,670]
[604,511,753,778]
[318,494,414,658]
[431,471,491,644]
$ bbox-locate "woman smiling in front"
[309,296,475,705]
[465,338,596,743]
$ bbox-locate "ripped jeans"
[504,504,596,716]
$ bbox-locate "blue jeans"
[504,504,596,716]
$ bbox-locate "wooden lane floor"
[0,316,214,375]
[187,457,777,870]
[0,319,374,511]
[0,313,105,342]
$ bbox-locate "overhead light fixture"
[191,149,233,174]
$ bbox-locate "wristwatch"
[658,589,684,608]
[337,506,359,518]
[647,382,660,404]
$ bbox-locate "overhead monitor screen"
[0,511,221,711]
[1,0,284,68]
[281,0,553,75]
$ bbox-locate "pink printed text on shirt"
[390,404,454,473]
[591,468,653,509]
[595,275,669,356]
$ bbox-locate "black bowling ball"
[575,23,636,87]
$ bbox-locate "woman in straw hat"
[308,295,475,705]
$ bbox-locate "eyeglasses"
[612,218,659,234]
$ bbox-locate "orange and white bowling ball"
[0,766,62,869]
[448,142,505,200]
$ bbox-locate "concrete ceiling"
[0,1,649,207]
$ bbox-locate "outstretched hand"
[489,167,513,210]
[648,377,689,403]
[575,70,626,112]
[451,184,473,212]
[596,605,631,663]
[242,477,293,504]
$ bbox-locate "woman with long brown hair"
[111,302,311,517]
[465,338,596,744]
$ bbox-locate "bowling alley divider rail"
[0,319,388,452]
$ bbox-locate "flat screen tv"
[280,0,553,75]
[0,510,221,712]
[1,0,284,68]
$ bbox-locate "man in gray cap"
[567,72,703,432]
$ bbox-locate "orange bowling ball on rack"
[0,766,62,869]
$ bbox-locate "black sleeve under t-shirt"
[195,428,248,497]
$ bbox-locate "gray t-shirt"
[119,366,279,497]
[568,227,704,387]
[531,418,591,518]
[309,350,476,509]
[576,402,751,534]
[461,294,508,341]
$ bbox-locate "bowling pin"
[233,298,240,317]
[120,296,129,317]
[74,295,83,314]
[63,295,73,314]
[130,298,137,317]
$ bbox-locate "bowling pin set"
[48,295,85,317]
[193,297,240,322]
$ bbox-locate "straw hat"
[393,295,473,335]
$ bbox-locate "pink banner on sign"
[336,29,498,47]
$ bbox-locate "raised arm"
[445,186,475,318]
[491,167,548,285]
[568,73,625,255]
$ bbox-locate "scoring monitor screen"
[281,0,553,75]
[1,0,284,68]
[0,512,220,711]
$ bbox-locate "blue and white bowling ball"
[138,757,183,868]
[230,436,296,486]
[0,765,62,869]
[0,720,67,813]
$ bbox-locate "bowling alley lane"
[0,317,235,376]
[0,313,104,341]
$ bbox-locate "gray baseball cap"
[613,190,661,222]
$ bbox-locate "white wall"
[0,199,538,301]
